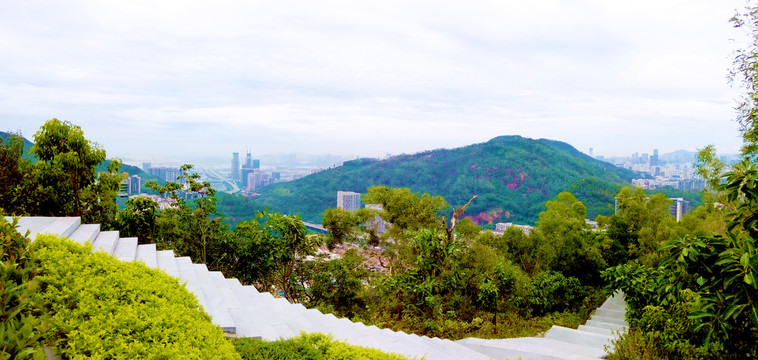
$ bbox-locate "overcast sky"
[0,0,750,163]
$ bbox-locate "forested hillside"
[254,135,640,224]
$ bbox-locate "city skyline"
[0,1,747,160]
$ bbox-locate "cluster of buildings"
[231,152,287,196]
[117,174,141,197]
[600,149,707,192]
[142,163,184,183]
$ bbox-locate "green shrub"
[234,332,415,360]
[0,217,45,360]
[524,271,587,315]
[33,234,240,359]
[232,337,325,360]
[607,290,720,360]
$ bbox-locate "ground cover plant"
[32,232,240,359]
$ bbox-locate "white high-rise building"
[337,191,361,211]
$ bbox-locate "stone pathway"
[10,216,628,360]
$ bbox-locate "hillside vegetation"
[254,135,639,224]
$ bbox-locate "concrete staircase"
[10,216,628,360]
[456,292,628,359]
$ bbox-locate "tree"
[305,249,370,318]
[115,196,159,244]
[226,211,316,302]
[30,119,106,216]
[146,164,225,266]
[362,186,449,240]
[0,134,33,215]
[0,217,45,359]
[80,159,125,230]
[533,191,606,282]
[321,207,360,250]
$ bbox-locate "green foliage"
[0,134,35,216]
[607,290,720,360]
[233,333,415,360]
[115,196,158,244]
[0,217,45,360]
[605,160,758,358]
[523,271,588,316]
[254,135,639,224]
[305,249,370,318]
[232,336,325,360]
[223,211,315,302]
[32,234,240,359]
[322,207,361,249]
[146,164,226,266]
[363,186,448,241]
[31,118,108,217]
[80,159,124,230]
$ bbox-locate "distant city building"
[142,162,151,173]
[129,175,141,195]
[670,198,691,222]
[253,159,260,170]
[231,152,240,182]
[149,167,182,182]
[365,204,388,234]
[118,177,129,197]
[494,222,532,235]
[241,151,254,188]
[337,191,361,211]
[615,196,691,222]
[651,149,659,166]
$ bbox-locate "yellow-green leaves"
[33,234,240,359]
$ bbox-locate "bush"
[232,336,325,360]
[524,271,588,315]
[33,234,240,359]
[0,217,45,360]
[233,333,415,360]
[607,290,720,360]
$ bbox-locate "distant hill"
[253,135,640,225]
[0,131,35,161]
[659,150,697,164]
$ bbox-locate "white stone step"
[40,217,81,238]
[6,216,55,238]
[113,237,138,261]
[191,264,236,333]
[209,271,228,289]
[584,319,627,332]
[91,231,119,255]
[67,224,100,245]
[589,315,627,327]
[136,244,158,268]
[593,307,625,320]
[229,306,281,339]
[544,325,615,349]
[577,324,616,336]
[599,291,627,311]
[456,336,607,360]
[175,257,194,272]
[156,250,179,277]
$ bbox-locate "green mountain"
[1,131,35,161]
[254,135,640,225]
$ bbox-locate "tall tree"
[146,164,224,266]
[30,119,106,216]
[0,134,32,215]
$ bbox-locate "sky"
[0,0,750,163]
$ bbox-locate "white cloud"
[0,0,748,161]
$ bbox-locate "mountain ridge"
[254,135,640,225]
